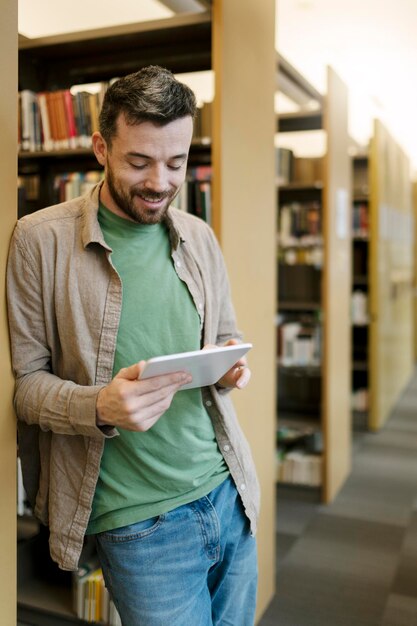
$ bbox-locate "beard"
[106,163,179,225]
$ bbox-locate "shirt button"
[198,303,203,310]
[223,444,230,452]
[240,483,246,491]
[205,400,212,407]
[176,261,181,268]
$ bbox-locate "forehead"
[113,114,193,153]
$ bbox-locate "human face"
[95,114,193,224]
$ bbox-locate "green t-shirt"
[87,204,228,534]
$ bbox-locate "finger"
[236,366,251,389]
[137,370,192,391]
[223,338,239,347]
[134,374,191,408]
[116,361,146,381]
[128,387,182,431]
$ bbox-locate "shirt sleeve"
[203,227,245,395]
[6,224,116,439]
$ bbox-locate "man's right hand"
[96,361,192,432]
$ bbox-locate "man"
[8,66,259,625]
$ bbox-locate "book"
[73,562,121,624]
[63,89,78,149]
[37,93,53,151]
[20,89,36,151]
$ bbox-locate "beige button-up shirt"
[7,183,260,571]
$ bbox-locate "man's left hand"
[202,339,251,389]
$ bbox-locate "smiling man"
[7,66,259,626]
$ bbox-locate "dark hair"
[99,65,197,145]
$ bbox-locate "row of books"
[276,148,323,186]
[352,388,369,412]
[352,201,369,237]
[278,321,321,367]
[279,202,322,242]
[73,562,121,625]
[278,244,323,267]
[193,101,212,141]
[19,85,108,152]
[52,171,104,204]
[351,290,369,325]
[48,165,212,223]
[18,84,213,154]
[276,448,322,486]
[171,166,212,223]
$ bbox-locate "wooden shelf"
[278,363,321,375]
[18,577,91,625]
[278,414,321,431]
[277,181,323,191]
[277,110,323,133]
[18,138,212,160]
[19,13,212,91]
[277,67,352,504]
[278,300,321,312]
[276,479,322,489]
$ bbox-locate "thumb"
[116,361,146,381]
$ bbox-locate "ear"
[92,132,107,167]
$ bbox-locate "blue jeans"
[95,476,258,625]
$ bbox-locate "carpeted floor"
[259,373,417,626]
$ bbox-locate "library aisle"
[260,369,417,626]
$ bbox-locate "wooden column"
[322,67,352,502]
[212,0,276,619]
[0,0,18,623]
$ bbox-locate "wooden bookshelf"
[18,14,216,626]
[351,125,414,432]
[17,3,277,622]
[18,13,212,90]
[276,66,352,503]
[351,155,371,426]
[369,119,414,430]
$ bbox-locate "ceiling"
[276,0,417,175]
[18,0,417,175]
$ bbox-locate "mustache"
[132,189,171,201]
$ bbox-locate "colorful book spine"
[18,83,108,153]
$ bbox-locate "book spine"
[63,89,77,149]
[20,90,34,151]
[37,93,53,151]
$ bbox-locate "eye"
[131,163,147,170]
[167,160,186,171]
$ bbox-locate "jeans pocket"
[98,515,165,543]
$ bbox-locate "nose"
[143,163,168,192]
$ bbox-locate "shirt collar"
[80,181,185,252]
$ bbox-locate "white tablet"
[139,343,252,390]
